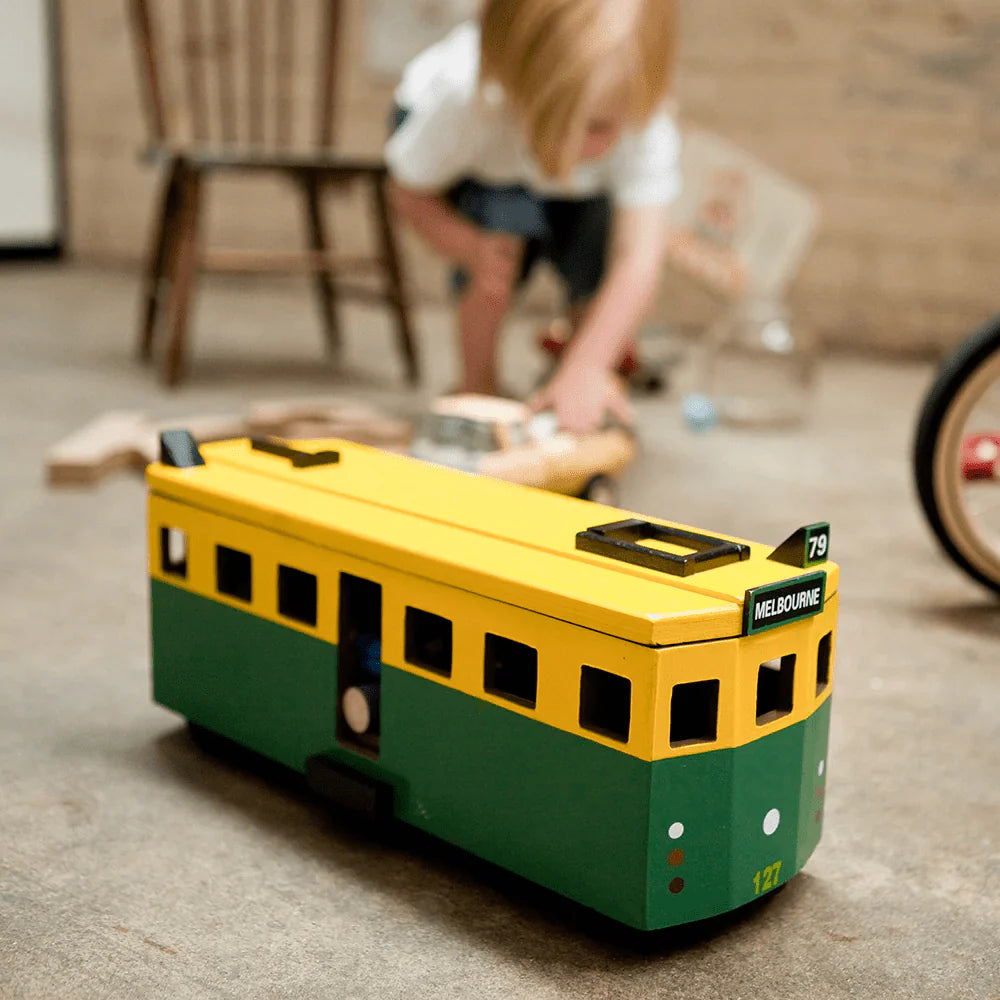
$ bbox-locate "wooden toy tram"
[147,431,838,931]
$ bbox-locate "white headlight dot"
[763,808,781,836]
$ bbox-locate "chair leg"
[162,166,203,387]
[302,176,342,359]
[137,156,185,361]
[370,173,419,385]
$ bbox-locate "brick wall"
[62,0,1000,354]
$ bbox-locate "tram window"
[579,665,631,743]
[669,679,719,747]
[405,607,452,677]
[216,545,252,602]
[160,527,187,578]
[816,633,832,694]
[484,634,537,708]
[756,654,795,725]
[278,565,317,626]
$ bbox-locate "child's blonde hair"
[480,0,677,178]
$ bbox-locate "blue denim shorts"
[390,105,611,303]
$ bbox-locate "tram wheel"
[914,314,1000,594]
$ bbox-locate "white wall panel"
[0,0,60,246]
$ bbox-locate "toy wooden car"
[410,394,636,504]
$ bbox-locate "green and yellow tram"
[147,432,838,931]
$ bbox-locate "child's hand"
[530,364,635,434]
[466,232,522,302]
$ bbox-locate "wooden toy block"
[146,432,839,930]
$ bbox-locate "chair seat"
[143,145,388,176]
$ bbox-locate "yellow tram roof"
[146,437,840,647]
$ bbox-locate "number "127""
[753,860,782,895]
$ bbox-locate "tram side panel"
[379,665,654,929]
[150,582,658,929]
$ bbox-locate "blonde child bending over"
[386,0,680,433]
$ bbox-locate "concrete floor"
[1,265,998,1000]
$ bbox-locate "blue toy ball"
[683,393,718,432]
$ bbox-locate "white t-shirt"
[385,23,681,207]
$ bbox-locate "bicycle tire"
[913,313,1000,594]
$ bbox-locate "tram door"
[336,573,383,758]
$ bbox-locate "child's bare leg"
[457,239,524,394]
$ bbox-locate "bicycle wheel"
[914,314,1000,594]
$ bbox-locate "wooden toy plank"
[46,411,149,486]
[267,418,412,447]
[46,411,245,485]
[45,399,411,486]
[246,397,413,445]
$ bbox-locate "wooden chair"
[128,0,419,386]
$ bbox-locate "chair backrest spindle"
[211,0,238,144]
[274,1,294,148]
[317,0,341,149]
[180,0,211,142]
[246,0,265,146]
[130,0,168,143]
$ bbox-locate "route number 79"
[806,529,829,562]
